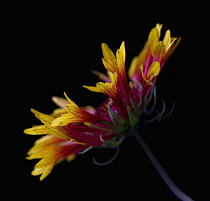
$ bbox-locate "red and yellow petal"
[51,92,105,126]
[27,135,88,180]
[84,72,117,99]
[116,41,126,72]
[101,43,118,73]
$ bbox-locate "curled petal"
[140,62,160,85]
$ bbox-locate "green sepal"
[127,106,139,127]
[130,97,142,117]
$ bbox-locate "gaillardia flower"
[24,23,194,201]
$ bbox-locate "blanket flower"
[24,23,195,201]
[24,23,181,181]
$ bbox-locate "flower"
[24,23,181,181]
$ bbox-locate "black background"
[3,1,209,200]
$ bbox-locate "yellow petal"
[128,56,138,79]
[163,30,171,51]
[139,62,160,85]
[128,41,147,80]
[31,166,45,176]
[148,27,160,56]
[32,164,54,181]
[84,73,117,95]
[148,61,160,78]
[30,108,54,125]
[39,165,54,181]
[154,42,166,61]
[66,154,76,162]
[24,125,49,135]
[88,82,113,95]
[165,37,181,58]
[116,41,125,71]
[101,43,118,69]
[155,23,163,38]
[102,58,116,73]
[97,82,112,91]
[27,135,59,156]
[51,108,67,118]
[109,71,117,84]
[34,134,58,145]
[63,92,75,105]
[27,150,50,160]
[51,113,73,126]
[83,85,98,92]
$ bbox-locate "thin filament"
[93,146,120,166]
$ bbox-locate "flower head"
[24,23,181,180]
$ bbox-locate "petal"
[24,125,49,135]
[27,138,62,162]
[45,125,78,142]
[35,165,54,181]
[52,96,69,108]
[51,113,73,126]
[91,70,111,82]
[51,93,105,126]
[101,43,118,71]
[128,56,138,79]
[153,42,166,62]
[84,72,117,98]
[116,41,126,71]
[30,108,54,125]
[102,58,116,73]
[155,23,163,38]
[66,154,76,162]
[163,30,171,51]
[165,37,182,59]
[51,108,67,118]
[147,61,160,79]
[140,62,160,85]
[83,82,107,93]
[128,41,147,80]
[148,27,160,56]
[30,142,88,180]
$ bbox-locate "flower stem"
[133,133,195,201]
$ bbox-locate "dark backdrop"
[3,2,209,200]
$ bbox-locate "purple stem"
[133,133,195,201]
